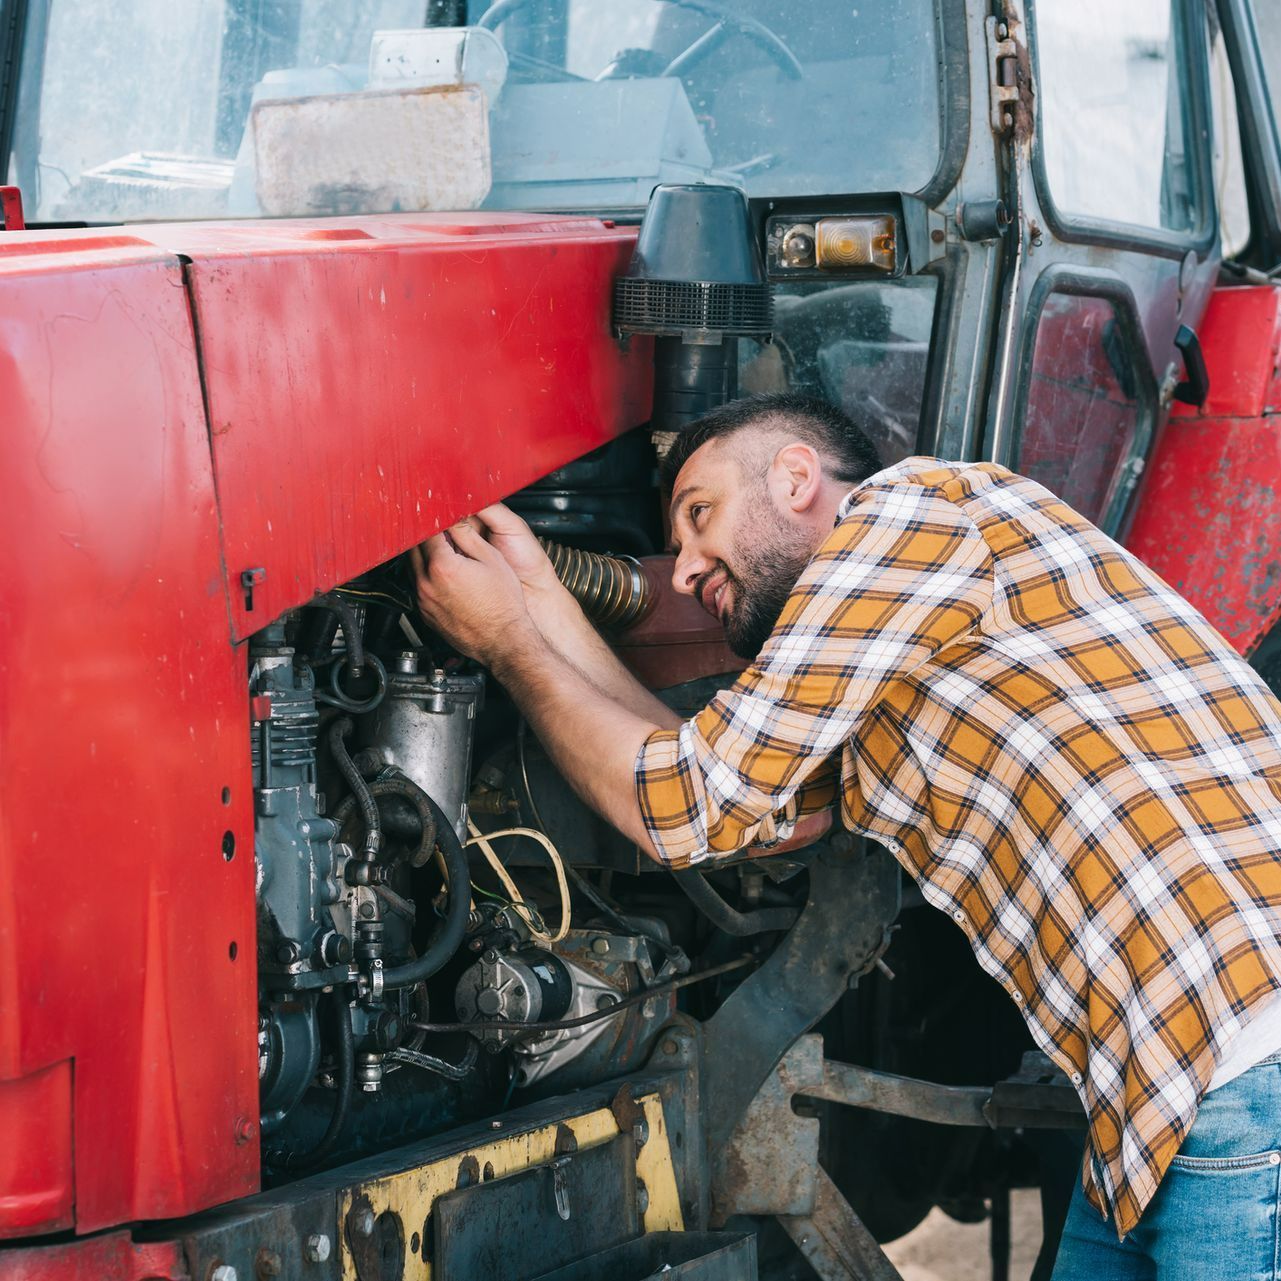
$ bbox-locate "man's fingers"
[474,503,530,537]
[447,520,501,563]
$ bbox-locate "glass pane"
[1017,294,1140,525]
[1036,0,1197,232]
[14,0,945,223]
[738,277,939,468]
[1208,13,1251,257]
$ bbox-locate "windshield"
[9,0,944,223]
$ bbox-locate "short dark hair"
[659,392,883,491]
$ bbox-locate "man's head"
[663,392,882,659]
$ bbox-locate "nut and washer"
[210,1267,239,1281]
[351,1206,376,1238]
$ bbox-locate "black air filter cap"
[614,184,773,339]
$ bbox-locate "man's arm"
[467,505,682,730]
[411,521,665,854]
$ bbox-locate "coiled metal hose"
[539,538,653,629]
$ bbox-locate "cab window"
[1034,0,1202,236]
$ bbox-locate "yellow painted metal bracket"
[339,1091,683,1280]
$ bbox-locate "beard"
[698,501,816,660]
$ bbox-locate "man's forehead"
[669,434,749,514]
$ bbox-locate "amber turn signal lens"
[815,216,896,273]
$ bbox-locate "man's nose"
[671,546,710,596]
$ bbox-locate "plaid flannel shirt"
[635,458,1281,1235]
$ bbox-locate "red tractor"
[2,2,1281,1278]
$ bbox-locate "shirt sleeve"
[634,481,994,868]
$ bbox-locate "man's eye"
[690,504,708,525]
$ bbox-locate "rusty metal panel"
[252,86,491,217]
[1126,287,1281,652]
[144,214,653,638]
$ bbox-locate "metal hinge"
[985,15,1021,134]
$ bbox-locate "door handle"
[1173,324,1210,406]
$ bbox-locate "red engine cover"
[0,213,651,1241]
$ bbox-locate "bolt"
[490,1119,503,1130]
[590,937,610,955]
[660,1038,679,1055]
[930,228,945,244]
[234,1116,256,1146]
[352,1206,375,1238]
[275,940,299,964]
[211,1267,238,1281]
[997,21,1008,37]
[358,901,375,919]
[595,993,618,1011]
[304,1234,332,1263]
[636,1179,650,1216]
[255,1248,283,1280]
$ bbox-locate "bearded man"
[413,392,1281,1279]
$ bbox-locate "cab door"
[982,0,1252,539]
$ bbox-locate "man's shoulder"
[837,457,1017,520]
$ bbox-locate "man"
[413,393,1281,1278]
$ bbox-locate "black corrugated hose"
[328,717,381,860]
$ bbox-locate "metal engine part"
[454,930,675,1089]
[357,653,484,839]
[250,623,348,1125]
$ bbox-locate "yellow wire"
[465,821,572,945]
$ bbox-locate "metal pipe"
[539,538,653,629]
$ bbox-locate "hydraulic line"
[328,718,381,860]
[674,868,800,936]
[284,987,354,1171]
[315,591,365,676]
[333,774,438,868]
[381,787,472,991]
[539,538,653,629]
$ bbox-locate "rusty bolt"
[254,1248,283,1280]
[930,229,946,244]
[660,1038,679,1055]
[234,1116,256,1146]
[590,936,610,955]
[304,1233,332,1263]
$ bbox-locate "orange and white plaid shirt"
[635,458,1281,1235]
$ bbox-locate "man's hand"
[411,521,538,665]
[470,504,560,596]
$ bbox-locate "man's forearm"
[491,622,664,857]
[527,583,682,730]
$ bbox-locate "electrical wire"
[466,820,571,944]
[409,954,753,1036]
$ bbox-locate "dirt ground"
[883,1191,1044,1281]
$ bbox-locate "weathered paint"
[1126,285,1281,653]
[337,1093,683,1280]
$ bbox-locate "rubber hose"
[287,987,354,1170]
[539,538,652,629]
[317,592,365,677]
[329,718,381,859]
[333,776,438,868]
[381,788,471,990]
[674,868,799,937]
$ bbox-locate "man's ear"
[769,442,824,514]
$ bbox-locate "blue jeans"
[1051,1053,1281,1280]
